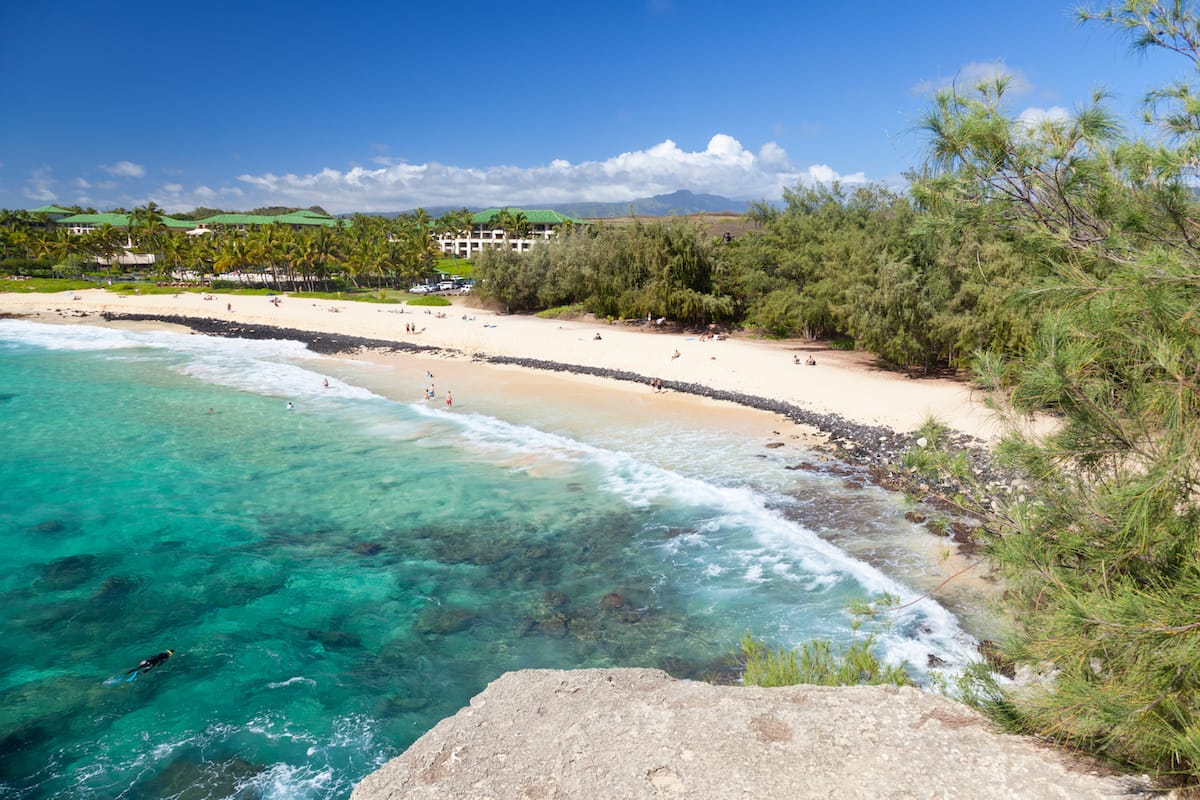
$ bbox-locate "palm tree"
[158,234,192,282]
[213,236,251,282]
[510,210,530,240]
[130,202,168,263]
[495,208,514,237]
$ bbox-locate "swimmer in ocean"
[124,650,174,682]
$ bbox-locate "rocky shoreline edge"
[96,312,1011,519]
[99,313,979,449]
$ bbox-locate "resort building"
[53,209,343,237]
[55,213,195,236]
[29,205,75,224]
[435,208,583,257]
[188,209,344,234]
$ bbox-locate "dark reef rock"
[414,607,478,636]
[102,312,1010,517]
[307,629,363,649]
[41,554,98,590]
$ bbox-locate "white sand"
[0,288,1003,440]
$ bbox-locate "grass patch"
[405,295,452,307]
[536,304,587,320]
[434,257,472,277]
[1,277,100,293]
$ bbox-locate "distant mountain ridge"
[555,190,751,218]
[367,190,754,220]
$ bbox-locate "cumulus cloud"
[1017,105,1070,128]
[912,61,1032,96]
[102,160,146,178]
[235,134,867,213]
[23,167,57,202]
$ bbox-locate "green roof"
[57,213,132,227]
[57,213,194,229]
[471,208,584,226]
[272,212,341,226]
[197,212,341,227]
[30,205,73,215]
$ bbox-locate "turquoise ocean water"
[0,319,980,799]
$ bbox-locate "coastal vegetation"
[740,634,912,689]
[910,2,1200,785]
[0,207,475,293]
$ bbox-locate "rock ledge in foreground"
[352,668,1151,800]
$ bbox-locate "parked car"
[409,284,433,294]
[436,281,456,291]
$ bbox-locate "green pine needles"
[739,633,913,689]
[913,1,1200,785]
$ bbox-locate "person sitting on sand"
[806,356,817,366]
[124,650,173,682]
[671,349,680,360]
[594,332,602,340]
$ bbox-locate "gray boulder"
[353,668,1153,800]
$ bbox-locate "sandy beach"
[0,288,1002,442]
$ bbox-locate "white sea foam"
[0,318,148,351]
[401,401,981,676]
[2,318,980,678]
[0,319,378,403]
[267,676,317,689]
[242,762,339,800]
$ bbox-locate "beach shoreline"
[0,289,1003,446]
[1,294,1009,629]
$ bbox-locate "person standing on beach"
[446,390,453,408]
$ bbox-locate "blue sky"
[0,1,1185,214]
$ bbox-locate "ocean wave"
[0,319,379,402]
[396,401,980,676]
[267,676,318,689]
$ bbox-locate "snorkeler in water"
[124,650,174,682]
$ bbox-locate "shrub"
[739,633,912,688]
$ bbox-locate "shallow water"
[0,319,981,799]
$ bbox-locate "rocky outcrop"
[351,668,1152,800]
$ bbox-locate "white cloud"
[912,61,1032,96]
[102,160,146,178]
[1017,105,1070,128]
[163,183,183,193]
[23,167,57,202]
[234,134,867,213]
